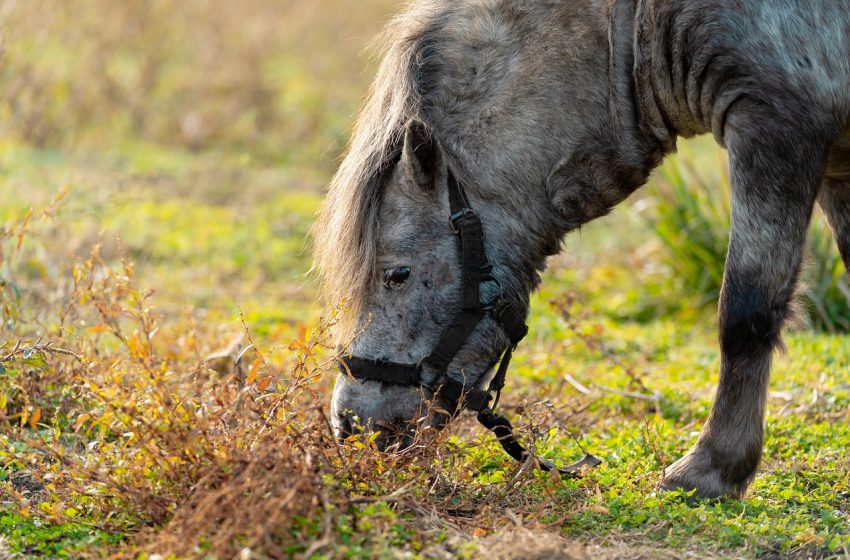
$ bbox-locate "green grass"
[514,290,850,557]
[0,513,121,558]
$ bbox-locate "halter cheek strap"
[338,169,601,477]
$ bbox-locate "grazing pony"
[314,0,850,498]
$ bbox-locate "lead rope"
[476,408,602,476]
[470,345,602,476]
[445,172,600,477]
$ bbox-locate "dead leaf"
[73,414,90,432]
[247,356,263,384]
[29,408,42,429]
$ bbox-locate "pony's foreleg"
[661,111,831,498]
[818,178,850,273]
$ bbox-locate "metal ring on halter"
[449,207,477,234]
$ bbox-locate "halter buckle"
[449,207,478,234]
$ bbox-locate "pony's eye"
[384,267,411,289]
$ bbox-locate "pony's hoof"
[659,447,751,499]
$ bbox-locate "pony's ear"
[401,120,443,191]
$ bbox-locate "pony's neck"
[606,0,676,164]
[438,0,689,319]
[544,0,672,236]
[612,0,677,153]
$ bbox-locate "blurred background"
[1,0,397,339]
[2,0,848,334]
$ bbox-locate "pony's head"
[320,118,524,449]
[314,0,632,449]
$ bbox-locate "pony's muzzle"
[373,420,416,452]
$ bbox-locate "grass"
[0,513,120,558]
[0,2,848,558]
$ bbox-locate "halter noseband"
[338,169,601,477]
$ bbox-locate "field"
[1,1,848,559]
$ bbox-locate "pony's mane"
[313,3,447,335]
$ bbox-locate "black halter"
[339,170,600,477]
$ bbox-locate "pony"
[314,0,850,498]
